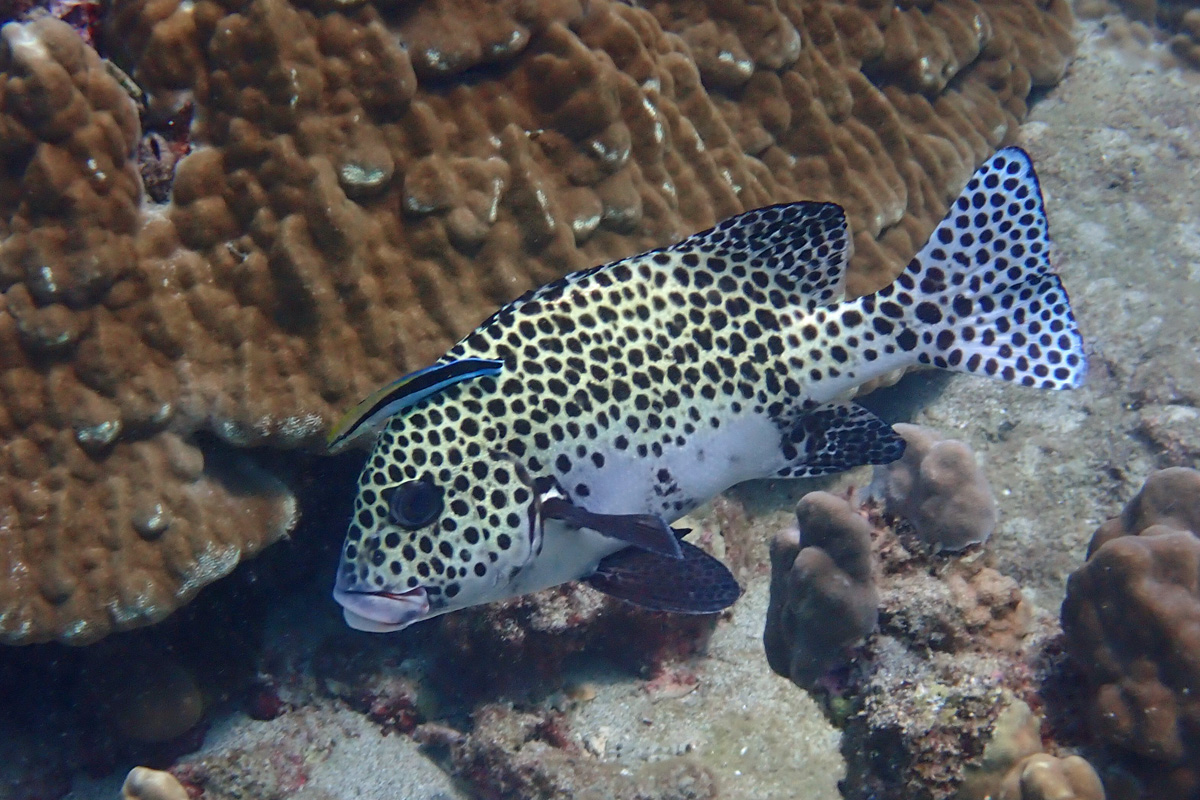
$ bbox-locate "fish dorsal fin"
[773,403,906,478]
[668,201,851,307]
[536,485,683,560]
[327,358,503,452]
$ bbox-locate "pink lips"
[332,586,430,633]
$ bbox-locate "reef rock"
[959,699,1105,800]
[773,485,1043,799]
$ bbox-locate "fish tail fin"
[877,147,1087,389]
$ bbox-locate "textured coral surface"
[1061,468,1200,800]
[756,454,1055,800]
[993,753,1106,800]
[1,0,1074,643]
[960,699,1105,800]
[0,16,301,645]
[764,490,878,686]
[870,422,998,551]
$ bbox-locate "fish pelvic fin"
[536,481,684,560]
[584,539,741,614]
[874,147,1087,390]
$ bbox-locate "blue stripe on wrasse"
[327,358,504,452]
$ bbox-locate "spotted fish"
[332,147,1087,632]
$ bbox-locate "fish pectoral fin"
[327,357,503,452]
[774,402,906,479]
[584,540,741,614]
[540,497,683,559]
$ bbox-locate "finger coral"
[870,422,998,551]
[1061,467,1200,800]
[1,0,1074,642]
[764,491,879,687]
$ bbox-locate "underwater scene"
[1,0,1199,798]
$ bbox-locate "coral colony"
[2,1,1196,799]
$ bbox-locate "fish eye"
[386,478,444,529]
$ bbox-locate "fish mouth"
[332,586,430,633]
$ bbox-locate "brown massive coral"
[0,16,297,645]
[870,423,998,551]
[0,0,1075,643]
[764,490,879,687]
[1061,468,1200,800]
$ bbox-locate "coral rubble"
[836,530,1046,800]
[1,0,1075,642]
[1061,468,1200,800]
[429,703,719,800]
[432,580,719,700]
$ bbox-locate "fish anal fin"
[541,496,683,559]
[774,403,905,478]
[584,540,741,614]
